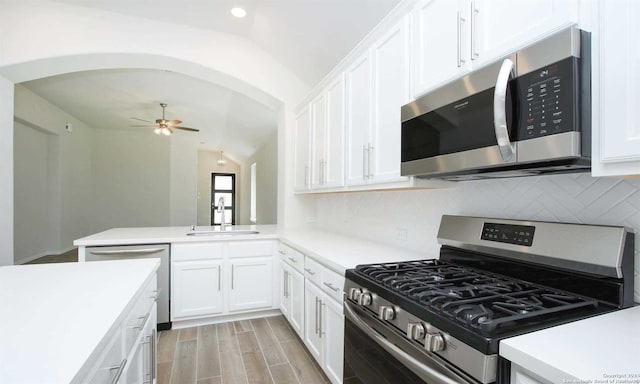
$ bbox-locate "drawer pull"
[304,268,316,275]
[109,359,127,384]
[149,289,161,301]
[323,282,340,292]
[288,257,297,263]
[278,250,287,255]
[130,312,150,330]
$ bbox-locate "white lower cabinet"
[171,241,275,322]
[228,256,273,312]
[304,281,324,361]
[279,260,304,337]
[172,260,224,319]
[82,273,158,384]
[322,298,344,384]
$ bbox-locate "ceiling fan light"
[153,127,162,135]
[161,127,172,136]
[231,7,246,18]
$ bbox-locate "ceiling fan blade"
[167,119,182,126]
[173,126,200,132]
[131,117,154,123]
[130,125,155,127]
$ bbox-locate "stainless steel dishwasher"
[86,244,171,330]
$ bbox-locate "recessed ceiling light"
[231,7,247,18]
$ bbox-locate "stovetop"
[346,258,616,354]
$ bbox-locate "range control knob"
[425,332,446,352]
[357,292,372,306]
[407,322,425,340]
[348,288,362,301]
[378,306,395,321]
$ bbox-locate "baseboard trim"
[171,309,282,329]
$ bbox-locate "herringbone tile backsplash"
[313,173,640,302]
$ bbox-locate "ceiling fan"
[131,103,200,136]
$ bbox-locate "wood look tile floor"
[158,316,330,384]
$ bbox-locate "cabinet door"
[412,0,470,98]
[123,303,156,384]
[473,0,578,65]
[228,256,273,312]
[311,94,326,189]
[294,106,311,191]
[171,260,223,319]
[371,16,411,183]
[324,75,346,189]
[592,0,640,177]
[288,268,305,338]
[304,281,324,362]
[345,53,372,186]
[323,298,344,384]
[279,262,291,319]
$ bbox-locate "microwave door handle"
[493,58,516,161]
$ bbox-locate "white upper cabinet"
[294,106,311,191]
[473,0,579,66]
[411,0,471,98]
[592,0,640,177]
[346,16,410,186]
[311,76,345,189]
[345,53,373,186]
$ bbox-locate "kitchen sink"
[186,230,260,236]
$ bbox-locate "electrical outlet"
[396,227,408,242]
[65,122,73,133]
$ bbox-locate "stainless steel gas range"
[343,215,635,384]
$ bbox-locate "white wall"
[197,150,242,226]
[13,85,94,263]
[13,121,53,263]
[0,0,314,264]
[92,129,171,231]
[241,134,278,224]
[170,136,198,226]
[312,173,640,302]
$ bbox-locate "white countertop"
[0,259,159,383]
[74,225,433,274]
[500,305,640,383]
[74,224,279,246]
[280,229,431,274]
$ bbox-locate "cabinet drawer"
[278,243,304,273]
[321,267,345,303]
[303,256,322,286]
[172,242,224,261]
[123,276,156,352]
[228,241,273,257]
[83,328,124,384]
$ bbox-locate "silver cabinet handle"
[304,165,309,188]
[344,302,465,384]
[283,270,289,298]
[319,300,325,338]
[151,329,156,382]
[218,267,221,291]
[362,145,368,180]
[304,268,316,275]
[288,257,297,263]
[231,264,235,290]
[366,144,374,179]
[278,250,286,255]
[142,334,153,384]
[494,58,516,161]
[89,247,165,255]
[130,312,150,330]
[470,1,479,60]
[149,289,161,301]
[457,12,466,68]
[323,282,340,292]
[109,359,127,384]
[315,297,320,335]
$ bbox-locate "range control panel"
[481,223,535,246]
[516,56,579,140]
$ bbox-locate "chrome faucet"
[217,196,227,231]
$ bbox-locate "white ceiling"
[21,69,279,159]
[21,0,400,159]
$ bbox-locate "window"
[250,162,257,223]
[211,173,235,226]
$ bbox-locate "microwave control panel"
[516,57,579,140]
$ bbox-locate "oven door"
[400,56,517,178]
[344,301,480,384]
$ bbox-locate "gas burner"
[451,304,494,326]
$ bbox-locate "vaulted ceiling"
[21,0,400,159]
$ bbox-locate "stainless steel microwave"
[401,27,591,180]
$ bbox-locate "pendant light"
[217,151,227,166]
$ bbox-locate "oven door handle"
[344,301,469,384]
[493,58,516,161]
